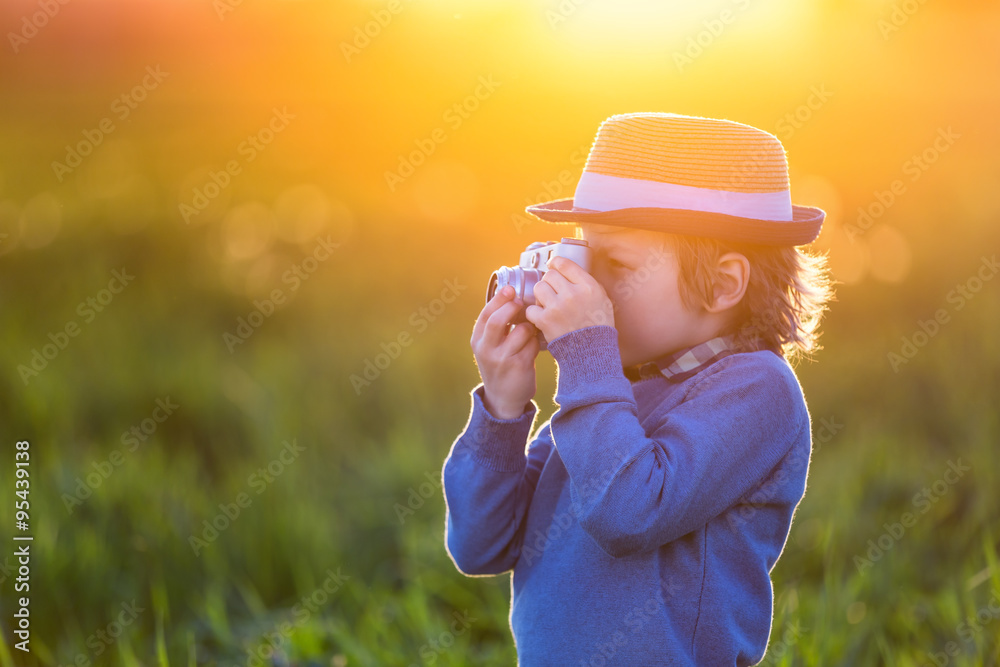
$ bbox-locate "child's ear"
[705,252,750,313]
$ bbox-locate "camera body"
[486,238,593,352]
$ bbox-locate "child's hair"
[666,234,835,365]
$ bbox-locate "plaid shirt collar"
[623,335,738,384]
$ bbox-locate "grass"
[1,217,999,666]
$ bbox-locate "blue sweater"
[441,325,812,665]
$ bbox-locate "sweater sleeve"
[545,324,809,559]
[442,383,554,576]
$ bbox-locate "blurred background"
[1,0,999,664]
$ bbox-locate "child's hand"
[470,285,540,420]
[524,256,615,342]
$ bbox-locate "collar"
[623,335,737,384]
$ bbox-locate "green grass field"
[2,214,999,666]
[2,0,999,661]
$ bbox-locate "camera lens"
[487,272,499,303]
[486,266,543,306]
[487,267,517,303]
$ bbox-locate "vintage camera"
[485,238,593,351]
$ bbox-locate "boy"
[441,112,832,665]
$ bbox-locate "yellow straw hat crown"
[525,112,824,245]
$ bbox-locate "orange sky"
[2,0,999,286]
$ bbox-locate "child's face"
[578,222,717,368]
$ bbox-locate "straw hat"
[525,112,824,245]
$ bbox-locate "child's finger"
[540,267,571,295]
[509,337,540,363]
[523,303,542,327]
[503,321,537,354]
[532,279,556,307]
[481,298,525,349]
[548,256,586,284]
[471,285,514,345]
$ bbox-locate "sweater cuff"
[456,384,538,472]
[546,325,626,387]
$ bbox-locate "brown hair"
[666,234,835,365]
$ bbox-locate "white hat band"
[573,171,794,222]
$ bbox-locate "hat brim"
[524,198,825,246]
